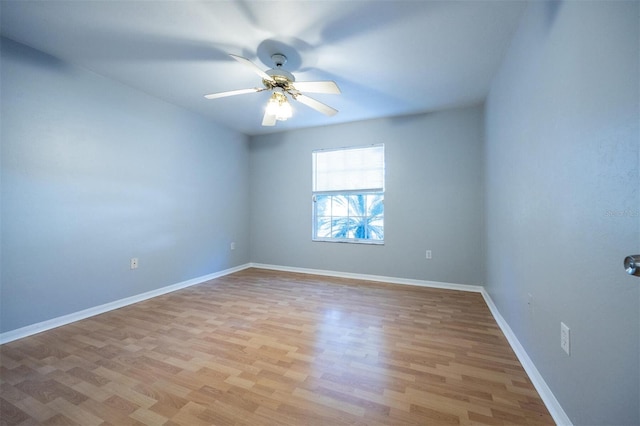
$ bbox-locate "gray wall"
[249,106,484,286]
[484,2,639,424]
[1,38,251,332]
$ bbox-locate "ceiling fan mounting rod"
[263,53,295,91]
[271,53,287,68]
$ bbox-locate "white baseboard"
[249,262,484,293]
[0,261,570,425]
[480,288,573,426]
[0,263,251,345]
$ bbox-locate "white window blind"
[312,144,384,192]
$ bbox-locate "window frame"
[311,144,385,245]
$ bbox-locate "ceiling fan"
[204,53,341,126]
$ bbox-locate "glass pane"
[368,217,384,240]
[331,195,348,216]
[348,194,367,216]
[367,194,384,217]
[316,216,333,238]
[330,216,350,238]
[315,195,331,217]
[350,217,367,239]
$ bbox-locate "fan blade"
[262,111,277,126]
[294,94,338,116]
[292,81,341,94]
[204,88,263,99]
[230,54,274,83]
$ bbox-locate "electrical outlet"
[230,242,236,250]
[130,257,139,270]
[561,322,570,355]
[426,250,432,259]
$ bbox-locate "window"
[312,144,384,243]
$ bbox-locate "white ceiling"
[0,1,527,136]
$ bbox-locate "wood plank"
[0,268,554,425]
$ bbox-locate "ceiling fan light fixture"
[276,99,292,121]
[266,92,292,121]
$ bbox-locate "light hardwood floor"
[0,268,554,425]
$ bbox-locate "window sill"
[312,238,384,245]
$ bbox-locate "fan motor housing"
[265,68,295,88]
